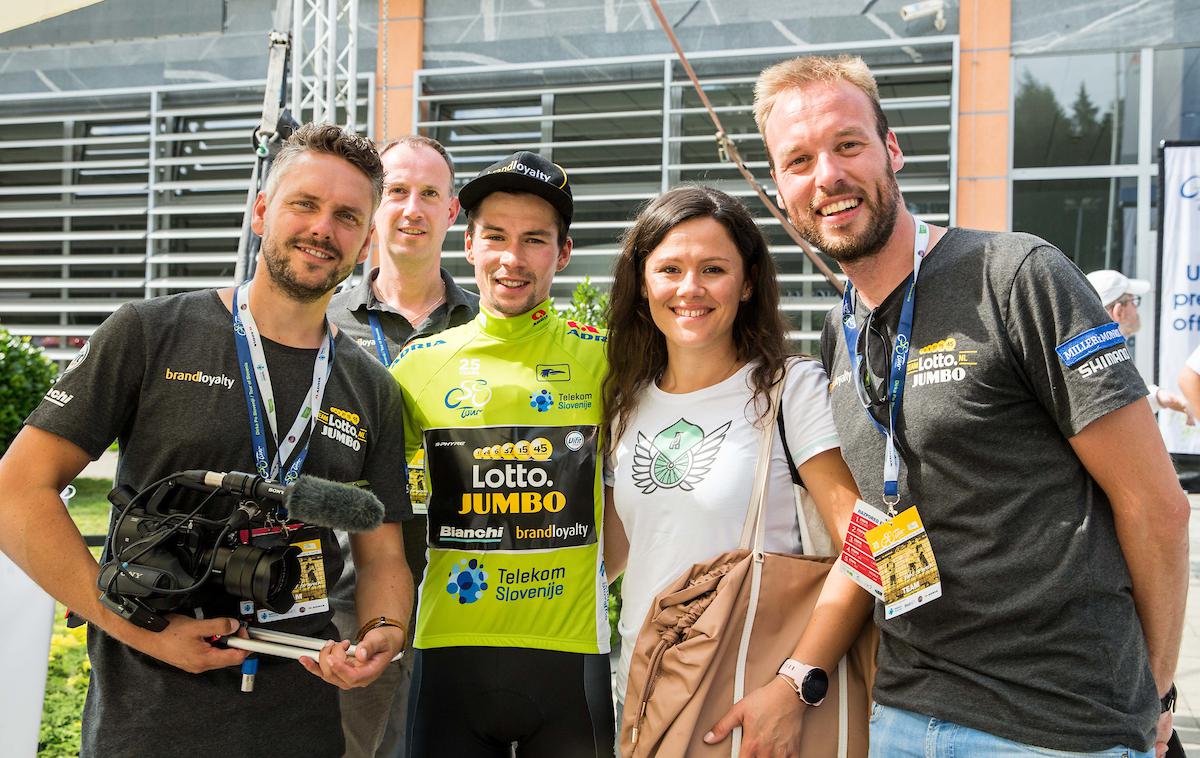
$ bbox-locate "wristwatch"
[777,659,829,707]
[1161,684,1177,714]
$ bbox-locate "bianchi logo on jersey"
[631,418,730,494]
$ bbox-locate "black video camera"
[97,470,301,633]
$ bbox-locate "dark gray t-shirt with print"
[25,289,410,758]
[820,229,1155,752]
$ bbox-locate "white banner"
[1158,143,1200,454]
[0,552,55,757]
[0,486,74,757]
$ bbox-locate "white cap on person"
[1086,269,1150,307]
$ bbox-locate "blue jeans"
[868,703,1152,758]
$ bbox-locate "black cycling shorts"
[405,646,614,758]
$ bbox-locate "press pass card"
[865,506,941,618]
[838,499,887,601]
[244,527,329,624]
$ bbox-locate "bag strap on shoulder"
[776,370,804,489]
[738,374,784,552]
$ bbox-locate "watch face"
[801,668,829,704]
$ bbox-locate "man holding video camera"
[0,123,413,757]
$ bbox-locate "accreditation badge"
[864,506,941,618]
[838,499,888,601]
[407,448,428,515]
[240,524,330,623]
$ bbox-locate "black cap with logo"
[458,150,573,227]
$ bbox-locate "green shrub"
[39,622,89,757]
[563,277,609,327]
[0,328,57,455]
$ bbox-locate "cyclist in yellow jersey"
[392,152,613,757]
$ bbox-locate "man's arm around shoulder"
[0,426,248,673]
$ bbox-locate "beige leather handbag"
[619,380,877,757]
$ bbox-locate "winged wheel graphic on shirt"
[631,418,731,494]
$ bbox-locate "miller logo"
[630,418,730,494]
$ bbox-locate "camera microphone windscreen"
[284,476,385,532]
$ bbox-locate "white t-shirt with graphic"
[607,359,840,698]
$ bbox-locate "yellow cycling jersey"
[391,300,609,654]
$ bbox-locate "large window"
[0,78,372,361]
[1153,46,1200,144]
[1013,52,1140,168]
[1012,178,1136,273]
[1011,46,1171,377]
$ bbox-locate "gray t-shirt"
[820,229,1156,752]
[26,289,410,758]
[326,266,478,621]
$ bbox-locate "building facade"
[2,0,1198,374]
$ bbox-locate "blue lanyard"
[841,218,930,512]
[232,283,334,483]
[366,311,393,367]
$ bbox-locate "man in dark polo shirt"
[327,134,478,758]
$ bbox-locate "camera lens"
[210,544,301,613]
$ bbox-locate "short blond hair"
[754,55,889,160]
[377,135,457,196]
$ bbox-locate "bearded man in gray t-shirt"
[0,124,414,758]
[749,55,1188,756]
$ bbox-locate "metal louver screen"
[0,75,373,361]
[414,38,957,351]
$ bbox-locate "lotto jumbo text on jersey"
[392,300,609,654]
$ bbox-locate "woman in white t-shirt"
[601,186,873,753]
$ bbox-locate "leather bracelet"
[354,616,406,646]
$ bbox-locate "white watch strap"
[777,658,825,705]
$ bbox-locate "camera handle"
[98,592,169,632]
[216,627,403,693]
[219,626,402,662]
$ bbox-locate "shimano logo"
[1077,346,1131,378]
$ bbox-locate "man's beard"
[791,166,902,265]
[261,232,354,302]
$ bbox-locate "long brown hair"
[602,185,790,448]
